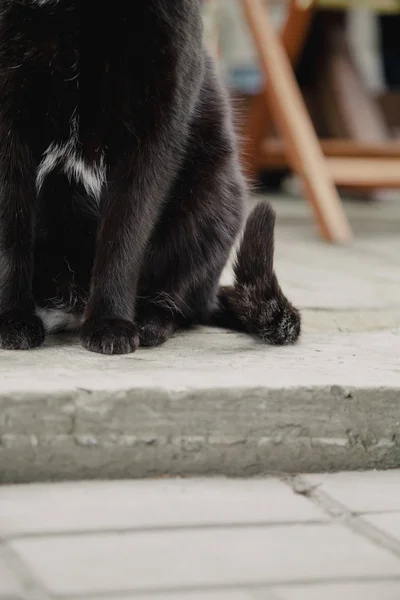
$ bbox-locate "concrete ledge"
[2,196,400,482]
[1,328,400,483]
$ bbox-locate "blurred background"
[202,0,400,244]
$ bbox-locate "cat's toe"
[0,313,45,350]
[138,317,175,347]
[81,318,139,355]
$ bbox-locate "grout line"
[283,475,400,560]
[2,519,331,541]
[0,540,53,600]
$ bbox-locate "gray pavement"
[1,195,400,481]
[1,471,400,599]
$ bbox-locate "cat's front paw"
[81,318,139,355]
[0,313,45,350]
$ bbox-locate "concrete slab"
[1,473,400,599]
[0,479,327,538]
[271,582,400,600]
[1,196,400,481]
[0,551,22,598]
[364,514,400,544]
[1,326,400,481]
[9,524,400,595]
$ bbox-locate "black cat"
[0,0,300,354]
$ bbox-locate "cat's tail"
[210,202,301,345]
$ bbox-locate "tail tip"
[218,285,301,346]
[258,299,301,346]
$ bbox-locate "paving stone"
[0,479,327,538]
[302,471,400,513]
[274,239,400,311]
[0,553,22,598]
[10,524,400,596]
[268,197,400,312]
[363,513,400,544]
[270,581,400,600]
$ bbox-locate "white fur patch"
[34,0,61,5]
[37,308,82,333]
[36,114,106,202]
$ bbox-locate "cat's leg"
[0,139,44,350]
[81,154,179,355]
[137,130,244,348]
[81,57,218,355]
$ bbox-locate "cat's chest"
[36,113,107,202]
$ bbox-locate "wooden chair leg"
[281,0,315,64]
[242,0,314,177]
[241,0,352,243]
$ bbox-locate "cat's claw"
[81,318,139,355]
[0,313,45,350]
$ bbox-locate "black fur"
[0,0,300,354]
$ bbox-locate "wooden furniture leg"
[242,0,315,176]
[281,0,315,62]
[242,0,352,243]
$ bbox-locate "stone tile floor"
[1,471,400,599]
